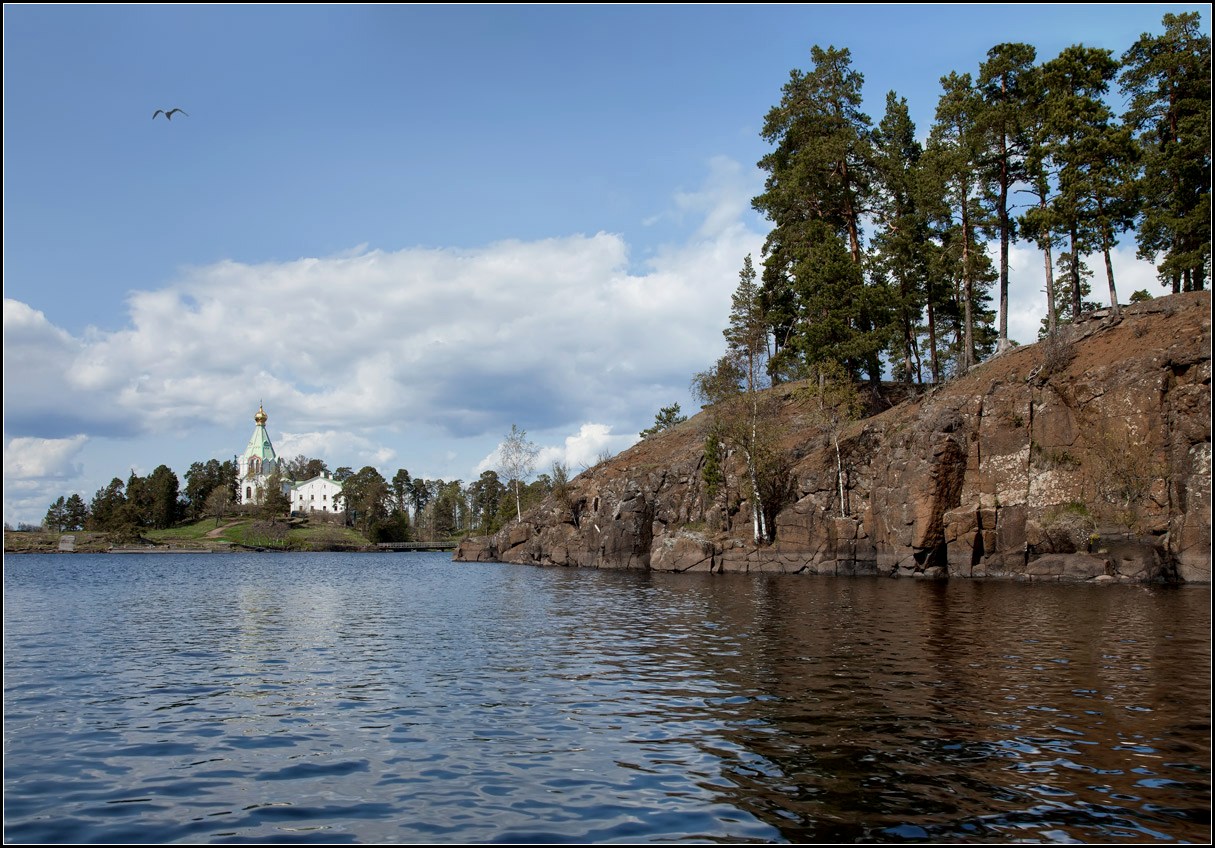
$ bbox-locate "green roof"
[242,424,277,462]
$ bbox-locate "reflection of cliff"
[573,572,1211,842]
[458,292,1210,583]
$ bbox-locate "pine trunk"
[1069,226,1082,319]
[1102,238,1120,317]
[1044,243,1058,338]
[961,201,975,371]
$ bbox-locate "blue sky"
[4,4,1209,526]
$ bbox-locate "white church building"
[237,404,343,514]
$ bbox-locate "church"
[237,404,344,514]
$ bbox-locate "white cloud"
[2,159,765,523]
[3,434,88,479]
[538,423,639,472]
[11,155,1161,526]
[4,160,764,453]
[2,434,90,527]
[672,154,764,241]
[276,430,397,470]
[1004,242,1162,345]
[474,422,638,480]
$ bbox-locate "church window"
[246,486,252,500]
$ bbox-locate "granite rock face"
[455,293,1211,583]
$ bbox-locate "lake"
[3,552,1210,843]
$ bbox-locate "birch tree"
[692,255,792,545]
[499,424,539,522]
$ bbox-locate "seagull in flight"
[153,108,189,120]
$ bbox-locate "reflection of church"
[237,404,343,513]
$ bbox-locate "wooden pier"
[376,541,458,552]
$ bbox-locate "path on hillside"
[206,520,242,538]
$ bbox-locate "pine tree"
[391,469,413,514]
[724,255,768,393]
[639,404,688,439]
[753,45,886,380]
[692,256,798,545]
[1040,45,1128,318]
[1019,60,1063,339]
[1120,12,1211,292]
[146,464,181,529]
[927,72,992,372]
[977,43,1037,350]
[259,467,292,520]
[87,477,126,531]
[725,254,772,543]
[63,494,88,531]
[872,91,931,383]
[43,496,67,532]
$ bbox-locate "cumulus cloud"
[2,158,766,524]
[474,422,639,479]
[2,434,90,526]
[671,155,763,242]
[276,430,397,470]
[2,300,118,438]
[4,160,764,456]
[537,423,639,471]
[3,434,89,479]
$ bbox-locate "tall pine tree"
[872,91,931,383]
[1040,45,1129,318]
[977,43,1037,350]
[1120,12,1211,292]
[927,72,992,373]
[753,45,886,381]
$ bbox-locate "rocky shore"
[456,292,1211,583]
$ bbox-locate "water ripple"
[5,553,1210,843]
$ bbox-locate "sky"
[4,4,1209,527]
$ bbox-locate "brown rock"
[452,293,1210,584]
[651,532,716,572]
[1024,552,1111,580]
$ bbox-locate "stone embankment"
[456,292,1211,583]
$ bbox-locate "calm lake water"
[3,552,1210,844]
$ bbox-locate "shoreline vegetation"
[1,517,440,555]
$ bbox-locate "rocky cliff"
[456,292,1211,583]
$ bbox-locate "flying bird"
[153,108,189,120]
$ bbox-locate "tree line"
[36,428,562,544]
[751,13,1207,386]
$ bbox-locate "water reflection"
[4,554,1209,843]
[563,574,1211,843]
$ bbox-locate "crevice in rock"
[972,510,985,567]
